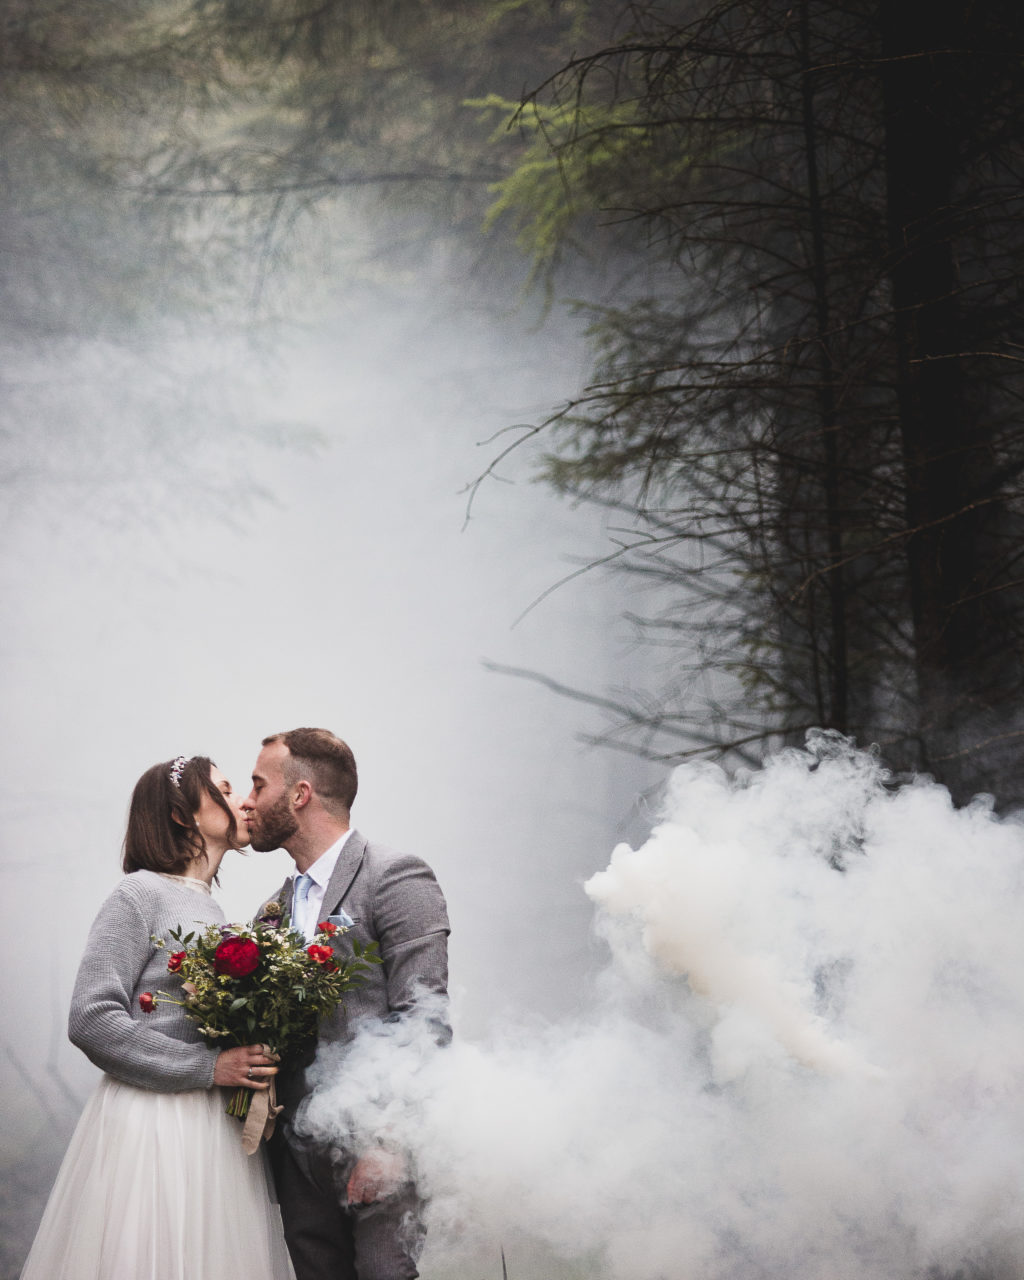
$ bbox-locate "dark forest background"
[5,0,1023,806]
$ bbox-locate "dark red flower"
[307,944,337,971]
[139,992,156,1013]
[167,950,187,973]
[214,936,260,978]
[317,921,339,937]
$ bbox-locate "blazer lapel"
[321,829,366,917]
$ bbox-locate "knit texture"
[68,870,223,1091]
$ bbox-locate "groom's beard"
[247,792,299,852]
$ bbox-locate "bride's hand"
[213,1044,280,1089]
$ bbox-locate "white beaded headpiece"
[169,755,189,789]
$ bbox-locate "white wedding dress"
[20,872,293,1280]
[20,1076,294,1280]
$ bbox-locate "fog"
[6,195,1022,1280]
[0,235,659,1272]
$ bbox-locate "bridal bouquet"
[145,902,379,1142]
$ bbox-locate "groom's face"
[243,743,300,853]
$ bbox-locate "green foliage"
[470,93,651,281]
[470,0,1024,802]
[156,915,380,1058]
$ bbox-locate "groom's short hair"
[264,727,358,816]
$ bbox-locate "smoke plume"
[300,732,1024,1280]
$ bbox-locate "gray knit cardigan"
[68,869,223,1092]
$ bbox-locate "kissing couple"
[21,726,450,1280]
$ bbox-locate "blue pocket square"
[327,910,355,929]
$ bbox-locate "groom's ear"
[293,779,313,809]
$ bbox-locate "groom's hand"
[346,1149,406,1205]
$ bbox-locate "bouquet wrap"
[241,1077,284,1154]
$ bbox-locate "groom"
[243,727,451,1280]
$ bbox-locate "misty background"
[0,219,662,1270]
[4,2,1024,1277]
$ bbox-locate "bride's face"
[194,766,248,854]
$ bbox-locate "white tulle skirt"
[21,1075,294,1280]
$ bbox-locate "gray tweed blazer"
[260,829,450,1123]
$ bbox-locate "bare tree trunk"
[798,0,848,732]
[881,0,1024,801]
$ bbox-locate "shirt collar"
[294,828,352,889]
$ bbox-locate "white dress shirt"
[291,829,352,940]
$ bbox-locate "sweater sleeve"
[67,883,220,1092]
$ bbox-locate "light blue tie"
[292,873,314,939]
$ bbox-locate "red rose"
[307,944,337,971]
[317,921,339,937]
[139,992,156,1013]
[167,950,187,973]
[213,936,260,978]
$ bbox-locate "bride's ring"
[247,1066,254,1080]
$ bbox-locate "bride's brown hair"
[122,756,237,875]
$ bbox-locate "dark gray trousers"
[270,1135,425,1280]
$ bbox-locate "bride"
[20,754,293,1280]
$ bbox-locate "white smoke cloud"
[299,733,1024,1280]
